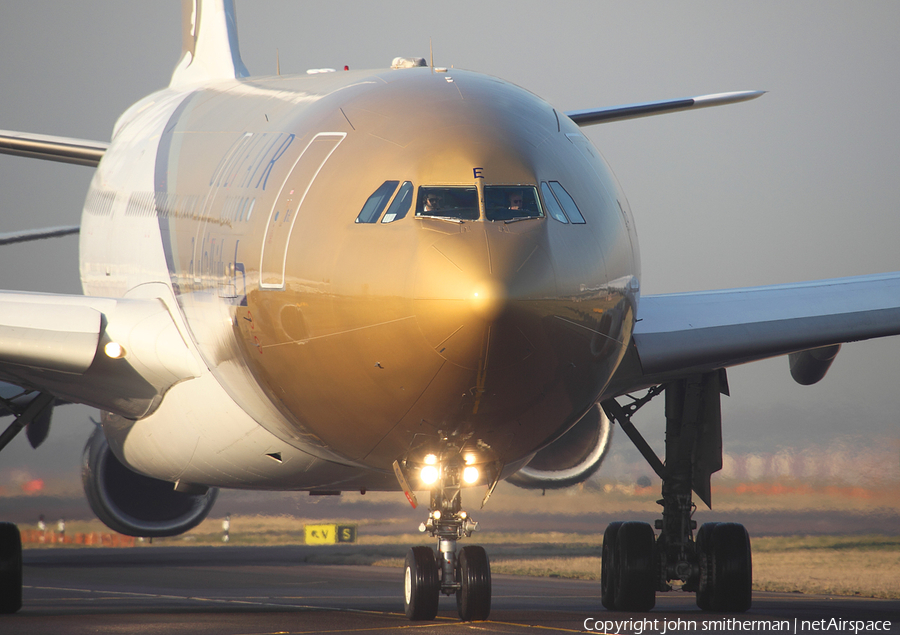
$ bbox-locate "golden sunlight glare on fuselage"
[80,66,639,486]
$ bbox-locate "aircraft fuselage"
[80,67,640,488]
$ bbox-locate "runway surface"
[6,546,899,635]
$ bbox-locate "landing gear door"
[259,132,345,290]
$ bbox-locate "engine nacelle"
[506,403,613,490]
[789,344,841,385]
[81,426,218,537]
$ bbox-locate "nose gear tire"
[456,545,491,621]
[404,546,440,620]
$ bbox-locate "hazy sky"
[1,2,899,494]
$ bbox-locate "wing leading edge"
[0,130,107,167]
[606,272,900,395]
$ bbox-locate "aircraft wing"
[0,226,80,246]
[564,90,764,126]
[0,290,204,423]
[610,272,900,393]
[0,130,107,167]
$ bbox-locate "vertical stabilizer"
[170,0,250,88]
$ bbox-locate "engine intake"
[81,426,217,537]
[506,403,612,490]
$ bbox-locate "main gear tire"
[0,523,22,614]
[601,521,623,609]
[695,522,719,610]
[709,522,752,612]
[614,521,656,612]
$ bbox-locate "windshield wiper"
[416,214,464,224]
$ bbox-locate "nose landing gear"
[399,452,492,621]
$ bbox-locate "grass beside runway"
[750,535,900,599]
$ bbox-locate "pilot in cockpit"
[507,191,524,211]
[423,193,441,213]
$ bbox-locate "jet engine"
[506,403,613,490]
[81,427,218,537]
[789,344,842,385]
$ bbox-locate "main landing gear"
[0,523,23,614]
[602,371,752,613]
[0,391,55,615]
[398,449,491,621]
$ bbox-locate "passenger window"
[382,181,413,223]
[541,182,568,224]
[548,181,586,224]
[356,181,399,223]
[416,186,479,221]
[484,186,543,222]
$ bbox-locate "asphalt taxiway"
[6,546,899,635]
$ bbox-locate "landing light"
[463,466,479,484]
[104,342,126,359]
[420,465,439,485]
[424,453,437,465]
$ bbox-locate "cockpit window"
[382,181,413,223]
[540,182,568,224]
[356,181,398,223]
[545,181,586,224]
[416,186,479,221]
[484,186,543,222]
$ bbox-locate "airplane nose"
[470,278,506,321]
[413,224,555,370]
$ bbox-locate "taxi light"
[424,453,437,465]
[464,453,476,465]
[420,465,439,485]
[463,466,479,484]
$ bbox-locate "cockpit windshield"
[415,185,544,222]
[484,186,542,222]
[416,186,479,221]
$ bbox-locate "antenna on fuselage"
[276,48,281,76]
[429,38,434,71]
